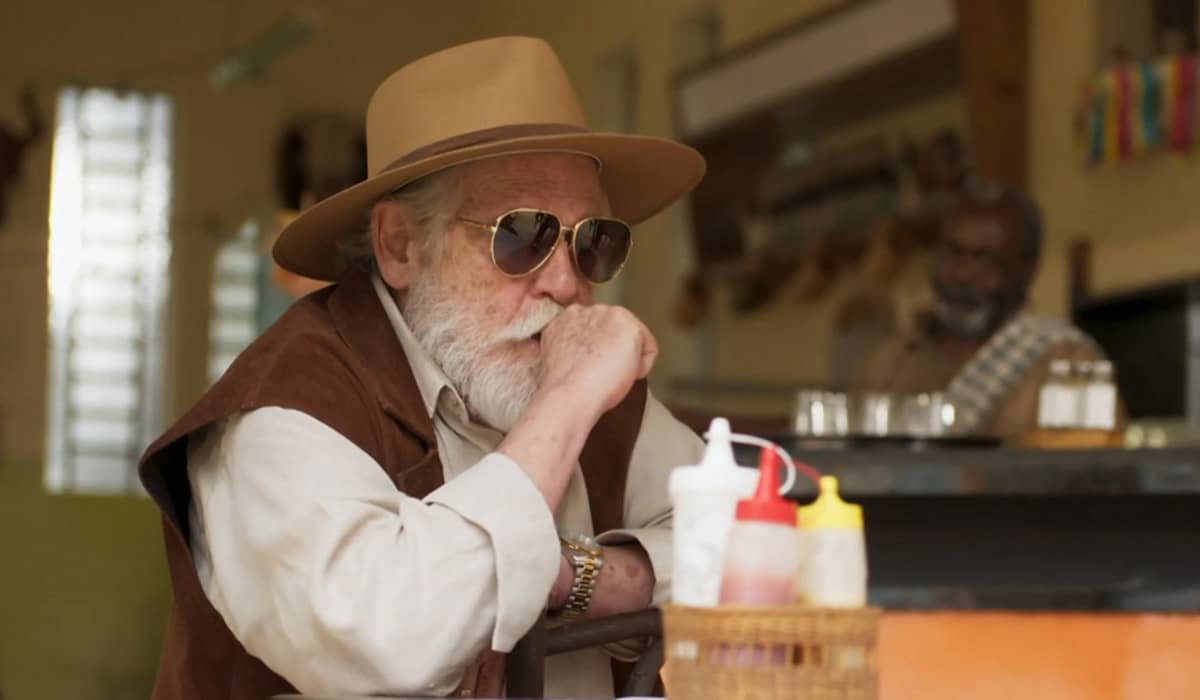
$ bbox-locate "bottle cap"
[798,476,863,529]
[668,418,759,497]
[734,447,798,526]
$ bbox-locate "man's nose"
[942,255,975,286]
[531,233,586,305]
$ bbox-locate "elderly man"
[854,179,1116,443]
[139,37,706,699]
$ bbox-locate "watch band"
[559,535,604,621]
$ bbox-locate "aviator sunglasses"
[456,208,633,284]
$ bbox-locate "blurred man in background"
[854,178,1117,443]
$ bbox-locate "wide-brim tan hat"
[274,36,706,281]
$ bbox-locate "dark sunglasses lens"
[492,211,561,275]
[573,219,631,282]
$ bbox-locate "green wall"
[0,460,168,699]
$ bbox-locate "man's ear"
[371,200,423,289]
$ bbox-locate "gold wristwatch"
[559,534,604,621]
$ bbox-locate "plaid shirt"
[945,313,1099,434]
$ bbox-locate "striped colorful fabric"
[1084,54,1198,166]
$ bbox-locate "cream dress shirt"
[185,275,704,698]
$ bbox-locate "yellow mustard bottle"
[796,476,866,607]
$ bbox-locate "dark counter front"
[732,443,1200,612]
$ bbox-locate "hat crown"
[365,36,589,175]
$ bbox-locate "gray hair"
[953,177,1044,263]
[337,167,465,275]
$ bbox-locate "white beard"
[402,269,562,432]
[933,298,993,339]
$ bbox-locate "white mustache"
[494,300,564,342]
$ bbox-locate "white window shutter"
[45,86,174,495]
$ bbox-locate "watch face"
[563,533,601,554]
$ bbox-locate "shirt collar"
[370,273,464,421]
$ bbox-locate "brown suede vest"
[138,269,646,700]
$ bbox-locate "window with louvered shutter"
[44,86,174,494]
[208,220,262,383]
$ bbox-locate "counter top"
[728,443,1200,612]
[732,442,1200,497]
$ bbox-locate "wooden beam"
[955,0,1030,186]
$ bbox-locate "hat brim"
[273,132,706,281]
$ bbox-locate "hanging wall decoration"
[0,85,45,230]
[1079,53,1198,166]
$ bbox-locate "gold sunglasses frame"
[456,208,633,283]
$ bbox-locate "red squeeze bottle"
[718,447,799,606]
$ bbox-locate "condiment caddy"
[1029,359,1123,448]
[663,419,880,700]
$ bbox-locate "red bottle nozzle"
[735,447,798,526]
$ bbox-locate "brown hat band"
[379,122,591,174]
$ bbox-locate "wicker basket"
[662,604,880,700]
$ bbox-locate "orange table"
[879,612,1200,699]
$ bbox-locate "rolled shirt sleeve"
[187,407,560,696]
[425,452,561,651]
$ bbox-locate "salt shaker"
[1082,360,1117,430]
[1038,359,1075,429]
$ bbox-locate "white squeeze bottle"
[668,418,760,606]
[796,476,867,607]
